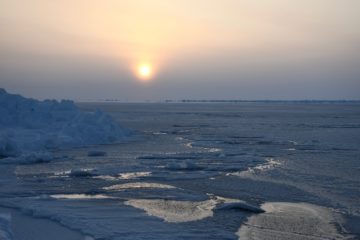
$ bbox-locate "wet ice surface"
[1,103,359,239]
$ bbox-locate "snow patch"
[50,194,112,200]
[126,195,262,223]
[103,182,176,191]
[118,172,152,180]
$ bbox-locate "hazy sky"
[1,0,359,100]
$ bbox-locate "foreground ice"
[0,88,130,159]
[0,101,358,239]
[0,213,13,240]
[125,195,265,223]
[125,199,217,222]
[237,202,347,240]
[0,206,88,240]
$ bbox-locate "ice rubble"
[0,88,130,159]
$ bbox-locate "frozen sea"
[1,102,359,239]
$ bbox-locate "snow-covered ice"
[0,89,130,159]
[125,199,217,223]
[103,182,176,191]
[50,194,112,200]
[237,202,347,240]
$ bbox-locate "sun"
[137,64,152,80]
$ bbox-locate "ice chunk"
[0,89,131,160]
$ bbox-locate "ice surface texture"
[237,202,346,240]
[0,89,130,158]
[0,214,13,240]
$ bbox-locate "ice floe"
[237,202,347,240]
[118,172,152,179]
[125,199,217,223]
[125,195,264,223]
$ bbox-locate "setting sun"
[137,64,152,80]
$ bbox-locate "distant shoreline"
[76,99,360,104]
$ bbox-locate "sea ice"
[125,199,217,223]
[165,161,203,170]
[0,213,13,240]
[125,195,263,223]
[0,89,130,160]
[50,194,112,200]
[93,172,152,181]
[237,202,347,240]
[228,158,282,177]
[103,182,176,191]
